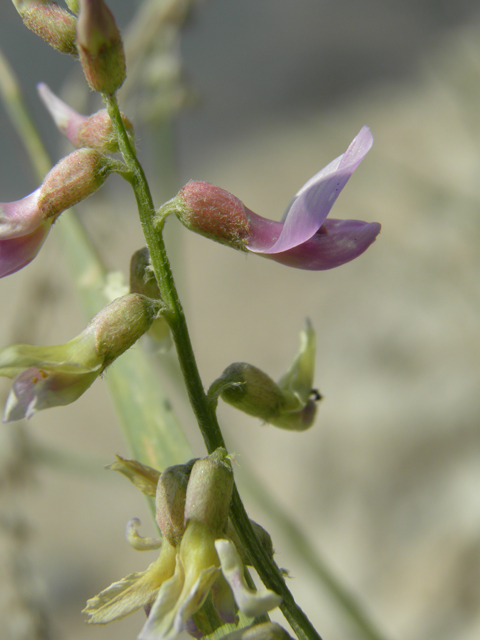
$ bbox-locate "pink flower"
[176,126,380,270]
[0,190,51,277]
[1,148,114,278]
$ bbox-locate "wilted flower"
[174,126,380,270]
[0,148,114,277]
[84,450,281,640]
[0,294,157,421]
[37,82,133,152]
[209,320,319,431]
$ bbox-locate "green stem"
[105,92,322,640]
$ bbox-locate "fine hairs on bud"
[38,148,112,220]
[14,1,78,55]
[76,0,126,94]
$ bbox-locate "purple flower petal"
[248,126,374,254]
[3,366,99,422]
[264,218,381,270]
[0,222,51,278]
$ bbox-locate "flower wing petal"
[256,126,374,254]
[216,539,282,618]
[263,219,381,270]
[0,222,51,278]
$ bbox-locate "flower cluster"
[84,450,282,640]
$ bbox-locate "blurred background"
[1,1,480,640]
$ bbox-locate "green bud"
[76,0,126,94]
[155,459,197,546]
[91,293,157,367]
[184,448,233,536]
[38,148,112,220]
[13,1,77,55]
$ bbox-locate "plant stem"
[105,92,322,640]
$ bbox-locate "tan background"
[1,2,480,640]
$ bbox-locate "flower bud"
[184,448,233,536]
[13,0,77,55]
[90,293,157,367]
[38,82,133,152]
[155,459,196,546]
[76,0,126,94]
[176,181,251,251]
[38,148,112,220]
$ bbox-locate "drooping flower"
[0,148,114,278]
[173,126,380,270]
[0,294,158,422]
[84,450,281,640]
[37,82,134,152]
[209,320,319,431]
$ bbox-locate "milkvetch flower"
[174,126,380,270]
[84,450,281,640]
[209,320,319,431]
[37,82,134,152]
[0,293,158,422]
[0,148,115,278]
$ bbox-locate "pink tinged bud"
[76,0,126,94]
[37,83,133,152]
[176,127,381,270]
[0,190,51,277]
[0,293,157,421]
[178,181,251,251]
[13,1,77,55]
[38,148,112,220]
